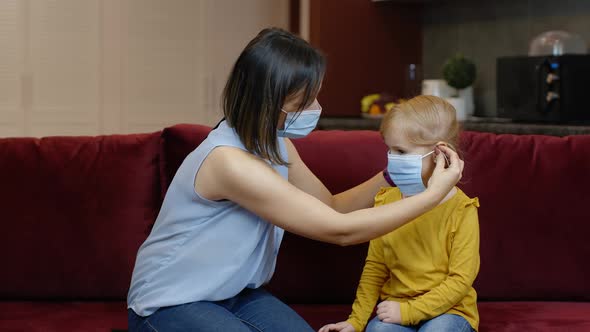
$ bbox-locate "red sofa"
[1,124,589,331]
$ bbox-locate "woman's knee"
[132,301,251,332]
[128,309,157,332]
[228,288,313,332]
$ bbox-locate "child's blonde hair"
[380,95,460,152]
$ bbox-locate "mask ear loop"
[281,108,299,131]
[422,151,435,159]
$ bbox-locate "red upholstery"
[1,124,589,331]
[291,302,590,331]
[268,130,387,304]
[160,125,590,331]
[160,126,389,305]
[0,301,127,332]
[0,133,161,300]
[459,132,590,301]
[159,123,211,199]
[477,302,590,331]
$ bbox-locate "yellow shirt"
[347,187,480,331]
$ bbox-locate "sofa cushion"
[0,133,162,300]
[159,124,211,198]
[477,302,590,332]
[0,301,128,331]
[292,302,590,332]
[290,304,353,330]
[160,125,590,303]
[161,125,387,304]
[160,125,387,196]
[0,301,587,332]
[459,132,590,301]
[267,130,388,304]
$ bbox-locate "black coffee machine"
[497,55,590,124]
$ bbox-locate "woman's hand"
[318,321,356,332]
[376,300,402,324]
[427,145,464,198]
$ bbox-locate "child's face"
[383,127,436,187]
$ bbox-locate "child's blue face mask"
[278,104,322,139]
[387,150,434,196]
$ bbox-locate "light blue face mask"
[387,150,434,196]
[277,106,322,139]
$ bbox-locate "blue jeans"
[128,288,313,332]
[366,314,474,332]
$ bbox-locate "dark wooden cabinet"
[306,0,422,117]
[371,0,443,3]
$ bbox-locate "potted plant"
[442,54,477,119]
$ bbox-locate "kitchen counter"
[317,117,590,136]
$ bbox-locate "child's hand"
[318,321,356,332]
[376,300,402,324]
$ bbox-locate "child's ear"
[433,141,447,159]
[433,142,451,167]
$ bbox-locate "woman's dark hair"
[222,27,325,165]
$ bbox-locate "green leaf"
[442,54,476,89]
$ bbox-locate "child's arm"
[398,202,480,326]
[345,238,390,332]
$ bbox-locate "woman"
[127,27,463,332]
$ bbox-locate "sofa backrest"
[162,124,590,303]
[160,124,212,198]
[160,125,388,304]
[4,125,588,302]
[459,131,590,301]
[0,133,162,300]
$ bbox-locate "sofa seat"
[1,296,589,331]
[0,301,128,332]
[290,302,590,332]
[477,302,590,331]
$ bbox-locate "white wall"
[0,0,289,137]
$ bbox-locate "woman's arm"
[398,203,480,325]
[195,145,462,246]
[284,138,388,213]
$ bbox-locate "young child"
[319,95,480,332]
